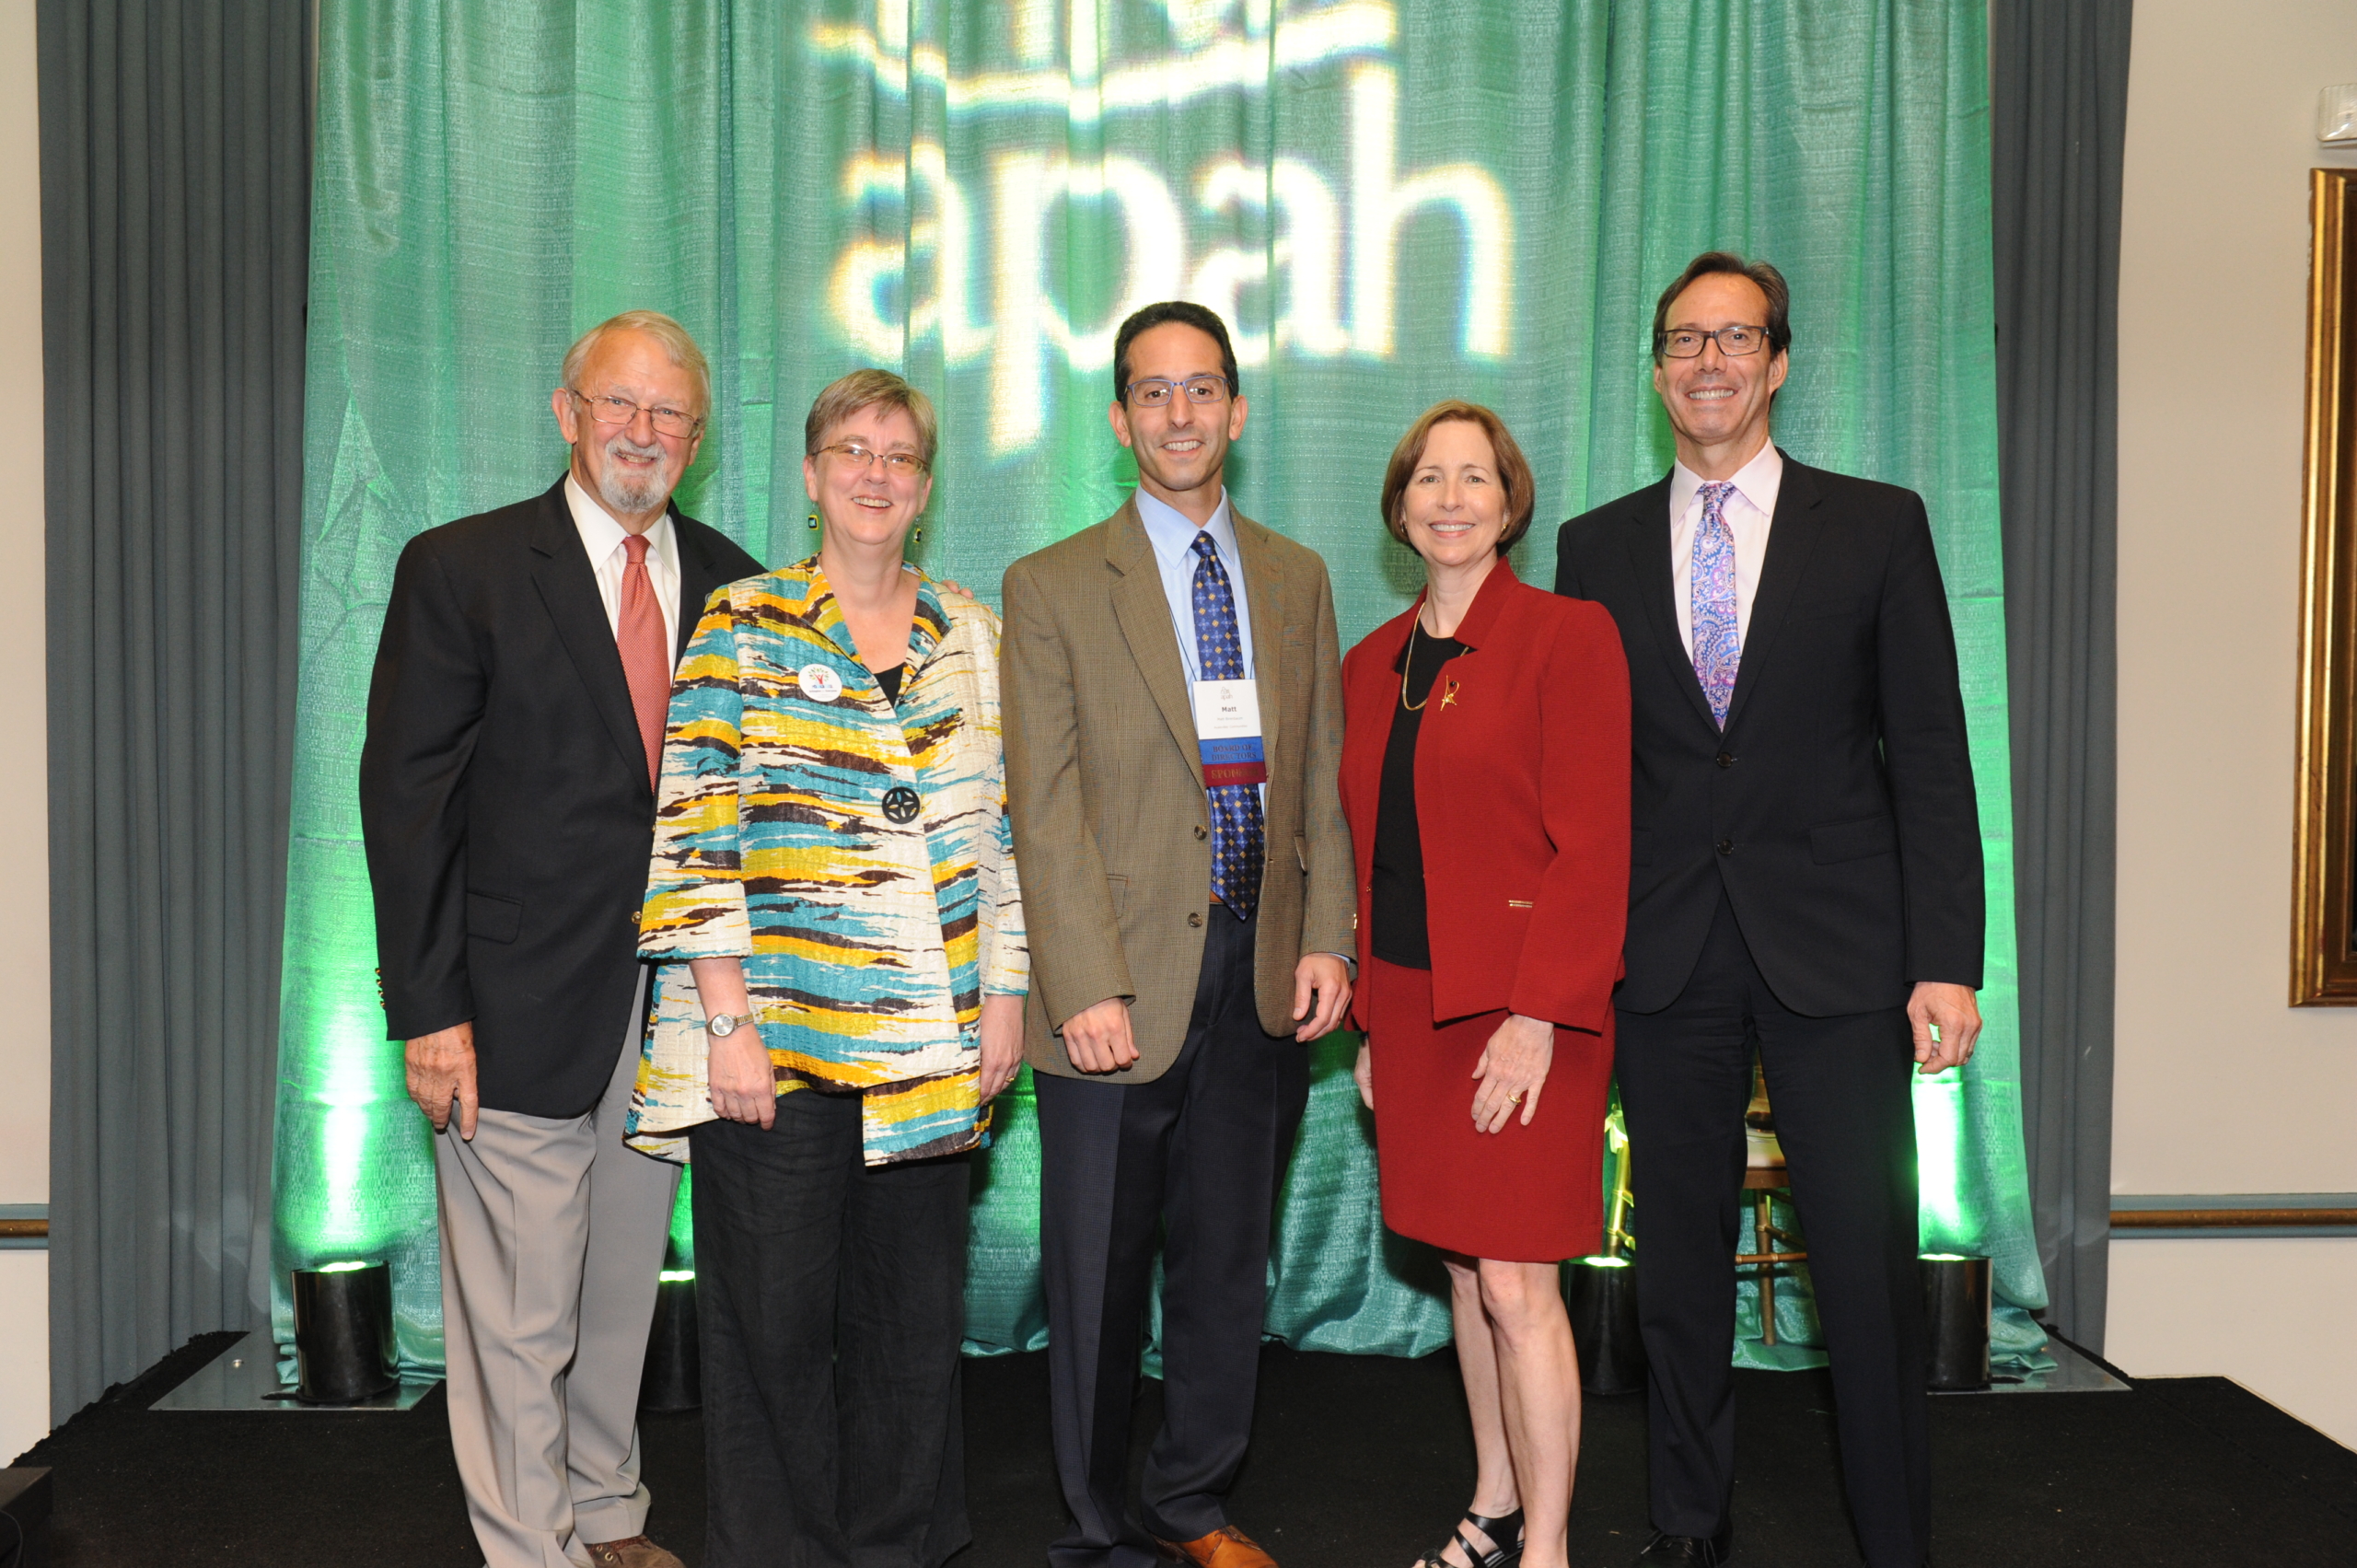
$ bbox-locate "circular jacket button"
[1716,839,1735,855]
[1187,912,1204,928]
[882,785,922,824]
[1716,751,1736,768]
[1193,824,1208,841]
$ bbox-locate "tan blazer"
[1002,497,1356,1082]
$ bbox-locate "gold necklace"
[1399,611,1436,711]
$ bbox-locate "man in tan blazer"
[1003,301,1356,1568]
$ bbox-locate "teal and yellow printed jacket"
[626,559,1028,1166]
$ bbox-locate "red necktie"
[618,533,670,793]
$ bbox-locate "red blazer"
[1339,557,1631,1032]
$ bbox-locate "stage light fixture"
[290,1260,398,1404]
[642,1268,702,1412]
[1920,1253,1991,1391]
[1566,1255,1645,1396]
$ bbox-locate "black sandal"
[1414,1507,1525,1568]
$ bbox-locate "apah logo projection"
[816,0,1514,454]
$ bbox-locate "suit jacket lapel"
[1233,510,1284,791]
[670,511,741,661]
[1722,454,1825,734]
[1107,500,1206,791]
[1621,476,1721,735]
[528,480,654,793]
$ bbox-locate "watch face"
[709,1014,737,1037]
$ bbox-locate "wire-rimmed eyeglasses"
[1123,375,1236,408]
[567,389,704,438]
[818,441,929,477]
[1657,325,1771,359]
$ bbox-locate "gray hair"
[560,309,713,416]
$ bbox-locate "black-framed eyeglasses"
[819,441,929,477]
[567,389,704,438]
[1123,375,1235,408]
[1658,325,1771,359]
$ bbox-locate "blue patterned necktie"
[1690,482,1741,728]
[1190,532,1264,920]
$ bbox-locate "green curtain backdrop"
[278,0,2047,1375]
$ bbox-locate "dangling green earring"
[912,522,924,545]
[807,512,819,529]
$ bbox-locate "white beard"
[597,434,674,517]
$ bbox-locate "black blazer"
[360,478,763,1117]
[1555,453,1983,1016]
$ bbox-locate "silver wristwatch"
[705,1012,755,1039]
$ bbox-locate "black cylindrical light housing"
[291,1261,399,1404]
[1566,1256,1646,1396]
[1921,1253,1991,1392]
[641,1270,702,1412]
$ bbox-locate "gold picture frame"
[2293,168,2357,1003]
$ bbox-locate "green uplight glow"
[1910,1072,1968,1244]
[1575,1256,1631,1269]
[317,1260,372,1273]
[658,1270,696,1283]
[1921,1253,1975,1263]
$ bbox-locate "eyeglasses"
[567,389,703,438]
[1659,325,1771,359]
[819,441,928,477]
[1123,375,1235,408]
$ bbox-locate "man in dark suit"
[361,310,761,1568]
[1556,254,1984,1568]
[1002,302,1356,1568]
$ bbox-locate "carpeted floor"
[12,1332,2353,1566]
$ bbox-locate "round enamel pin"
[797,662,843,703]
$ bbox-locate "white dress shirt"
[1134,484,1255,684]
[565,472,681,662]
[1668,441,1783,658]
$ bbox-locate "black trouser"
[1614,890,1930,1568]
[690,1086,971,1568]
[1033,908,1310,1568]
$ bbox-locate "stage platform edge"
[149,1330,439,1412]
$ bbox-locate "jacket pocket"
[1809,814,1898,864]
[1105,875,1128,917]
[467,890,523,944]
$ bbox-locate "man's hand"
[707,1029,777,1127]
[406,1022,480,1140]
[1061,996,1139,1074]
[1292,954,1352,1041]
[1908,981,1982,1075]
[978,993,1025,1100]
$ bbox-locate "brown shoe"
[1154,1525,1279,1568]
[583,1537,685,1568]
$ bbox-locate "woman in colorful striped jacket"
[627,369,1027,1568]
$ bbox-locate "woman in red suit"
[1341,401,1631,1568]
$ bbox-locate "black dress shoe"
[1631,1524,1733,1565]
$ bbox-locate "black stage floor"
[14,1332,2354,1566]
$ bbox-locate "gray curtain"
[40,0,312,1421]
[1990,0,2131,1351]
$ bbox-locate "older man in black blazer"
[361,311,760,1568]
[1556,254,1983,1568]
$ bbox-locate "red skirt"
[1364,956,1615,1263]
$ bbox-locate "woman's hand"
[1353,1039,1375,1110]
[1469,1013,1553,1133]
[691,957,773,1127]
[978,993,1025,1101]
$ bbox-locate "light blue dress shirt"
[1133,485,1261,806]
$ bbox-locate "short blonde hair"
[1378,401,1537,552]
[804,368,938,470]
[561,310,713,416]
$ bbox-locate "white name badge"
[1192,679,1267,786]
[798,662,844,703]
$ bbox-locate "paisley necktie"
[1689,482,1740,728]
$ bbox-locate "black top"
[876,662,906,706]
[1369,623,1467,969]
